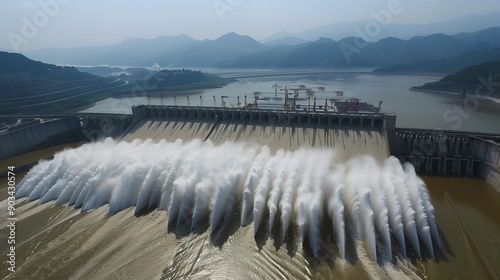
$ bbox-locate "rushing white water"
[16,138,441,262]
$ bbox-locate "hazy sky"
[1,0,500,51]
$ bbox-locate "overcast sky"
[1,0,500,51]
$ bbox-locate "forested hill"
[0,52,234,114]
[143,69,232,91]
[412,61,500,96]
[0,51,125,114]
[0,51,55,73]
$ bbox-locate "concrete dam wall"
[0,114,134,161]
[0,117,81,161]
[127,105,500,193]
[124,105,396,163]
[389,129,500,193]
[4,105,498,192]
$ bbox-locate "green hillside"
[412,61,500,96]
[0,52,233,114]
[142,69,233,91]
[0,51,129,114]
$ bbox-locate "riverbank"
[410,87,500,111]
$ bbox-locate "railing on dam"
[388,128,500,193]
[131,105,397,130]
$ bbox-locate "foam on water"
[16,138,440,262]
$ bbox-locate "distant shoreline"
[371,70,446,77]
[410,87,500,108]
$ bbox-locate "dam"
[124,105,396,162]
[4,105,500,279]
[3,105,499,191]
[124,105,500,192]
[2,105,498,194]
[14,105,443,262]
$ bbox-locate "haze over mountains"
[261,12,500,43]
[236,27,500,69]
[15,14,500,73]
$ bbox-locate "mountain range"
[261,12,500,43]
[18,25,500,72]
[221,27,500,69]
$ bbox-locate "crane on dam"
[237,83,380,113]
[221,96,229,108]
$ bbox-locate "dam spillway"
[15,138,441,262]
[4,105,498,187]
[14,105,500,263]
[123,105,500,191]
[125,105,396,162]
[7,105,500,279]
[13,105,446,262]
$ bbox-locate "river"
[82,69,500,134]
[2,161,499,279]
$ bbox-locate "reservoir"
[83,70,500,134]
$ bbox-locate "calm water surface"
[83,69,500,133]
